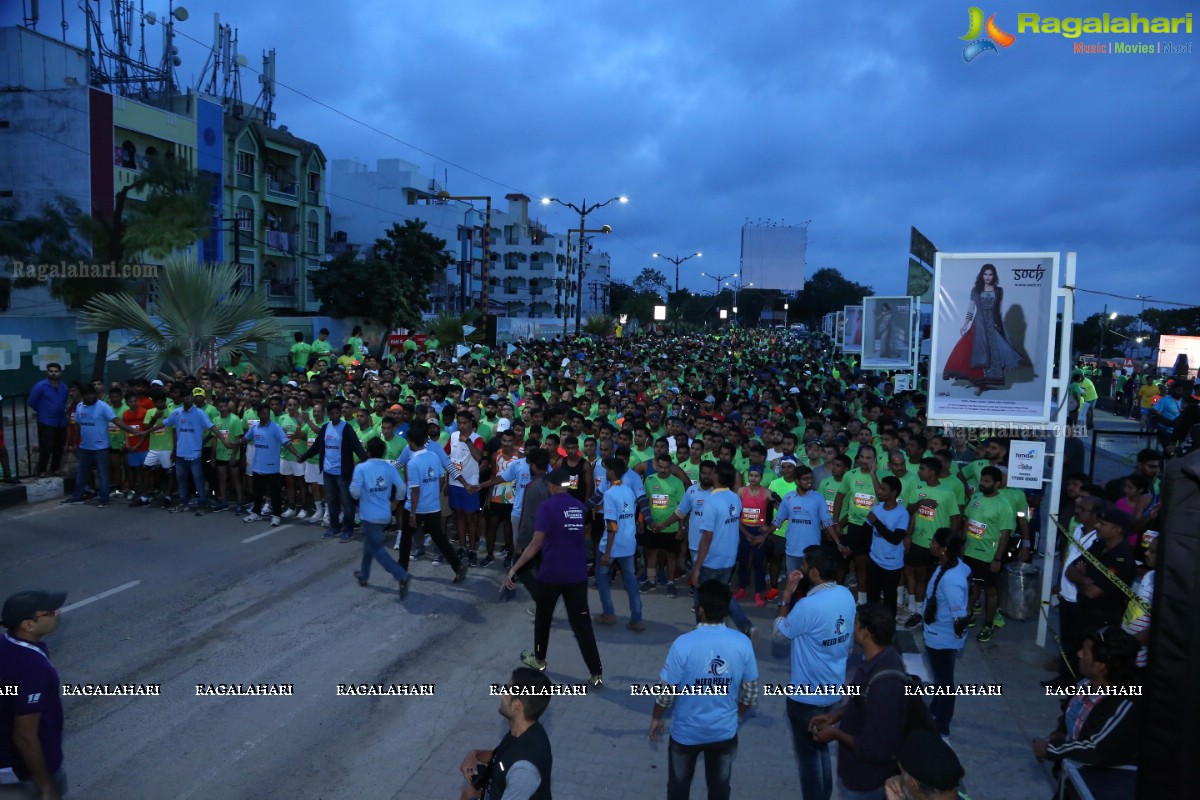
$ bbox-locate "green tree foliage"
[311,220,451,353]
[632,267,670,299]
[78,255,285,378]
[1072,312,1141,357]
[791,267,874,324]
[1141,306,1200,336]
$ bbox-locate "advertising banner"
[842,305,863,353]
[1007,441,1046,490]
[928,253,1059,424]
[861,296,915,369]
[1157,334,1200,375]
[835,310,845,348]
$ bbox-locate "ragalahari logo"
[961,7,1016,61]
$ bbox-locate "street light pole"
[652,251,702,293]
[542,195,627,336]
[564,226,612,338]
[700,270,736,296]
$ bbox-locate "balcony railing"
[267,278,296,299]
[266,180,298,200]
[266,230,291,252]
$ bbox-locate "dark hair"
[833,454,852,469]
[803,544,839,582]
[714,461,737,488]
[973,263,1001,294]
[919,456,941,473]
[47,362,62,370]
[294,331,305,342]
[697,579,732,623]
[856,603,896,647]
[923,528,965,625]
[526,448,550,470]
[508,667,552,720]
[406,425,428,448]
[1123,474,1150,495]
[880,475,902,495]
[366,437,385,458]
[603,457,627,478]
[857,443,877,459]
[1082,628,1140,686]
[1136,449,1161,465]
[980,465,1003,484]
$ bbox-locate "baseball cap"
[780,456,799,466]
[192,388,206,397]
[1097,507,1133,530]
[896,730,964,791]
[495,418,512,433]
[2,589,67,629]
[546,467,574,487]
[150,379,164,387]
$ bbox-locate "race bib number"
[917,502,937,521]
[967,519,987,539]
[651,493,669,509]
[568,475,579,489]
[108,422,120,433]
[741,507,762,525]
[853,492,874,510]
[218,428,229,437]
[307,437,316,446]
[825,499,835,515]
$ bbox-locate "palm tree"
[424,310,484,356]
[583,313,615,337]
[77,255,286,378]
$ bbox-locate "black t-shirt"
[1078,539,1136,630]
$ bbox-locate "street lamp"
[700,271,736,296]
[726,279,752,326]
[542,195,627,335]
[438,191,493,315]
[563,225,612,338]
[1099,306,1118,358]
[652,250,702,293]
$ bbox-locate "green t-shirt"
[818,475,845,522]
[963,492,1017,562]
[769,477,799,537]
[944,473,968,511]
[838,467,878,526]
[278,414,299,462]
[213,414,245,461]
[678,457,702,484]
[960,459,990,493]
[291,341,312,368]
[877,468,920,505]
[108,402,129,448]
[645,473,686,533]
[630,445,654,468]
[909,480,959,548]
[999,487,1028,530]
[312,339,334,356]
[348,336,364,355]
[145,406,174,451]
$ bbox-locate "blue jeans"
[71,447,109,502]
[693,565,751,631]
[786,554,806,576]
[786,699,836,800]
[926,647,958,736]
[175,456,206,506]
[668,735,737,800]
[596,555,642,623]
[837,780,884,800]
[360,520,408,582]
[324,473,353,533]
[736,532,767,593]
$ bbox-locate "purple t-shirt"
[535,492,588,584]
[0,634,64,780]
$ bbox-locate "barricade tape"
[1048,514,1149,614]
[1038,600,1078,682]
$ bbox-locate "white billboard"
[862,296,915,369]
[842,305,863,353]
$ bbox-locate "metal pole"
[1037,251,1075,648]
[481,198,491,315]
[1099,303,1107,358]
[574,209,586,336]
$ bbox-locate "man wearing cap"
[884,731,967,800]
[1,589,68,799]
[153,389,230,514]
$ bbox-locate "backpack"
[861,668,938,738]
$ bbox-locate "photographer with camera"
[459,667,554,800]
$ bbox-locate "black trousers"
[37,423,67,473]
[398,511,463,572]
[533,579,603,675]
[866,560,902,617]
[251,472,283,516]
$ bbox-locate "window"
[306,221,319,248]
[236,206,253,231]
[237,152,255,176]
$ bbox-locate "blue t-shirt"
[676,485,711,551]
[774,490,835,557]
[350,458,406,523]
[699,488,741,570]
[773,584,857,705]
[0,634,64,780]
[243,421,288,475]
[868,502,910,571]
[622,467,647,502]
[75,400,116,451]
[322,421,347,475]
[601,483,638,558]
[407,448,445,514]
[923,561,971,651]
[164,405,213,459]
[660,625,758,746]
[500,459,533,520]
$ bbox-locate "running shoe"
[766,588,780,602]
[520,650,547,671]
[903,613,923,630]
[281,508,297,519]
[453,565,469,584]
[60,496,84,505]
[322,528,338,539]
[468,551,478,567]
[733,588,747,601]
[354,570,369,587]
[639,579,656,593]
[243,512,262,523]
[479,555,495,568]
[596,614,617,625]
[296,509,309,520]
[992,610,1006,629]
[666,582,678,599]
[627,621,646,633]
[755,593,766,608]
[976,625,996,643]
[271,516,282,527]
[96,502,108,509]
[211,501,229,513]
[588,674,604,688]
[338,532,352,543]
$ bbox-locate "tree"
[791,268,874,325]
[311,219,451,355]
[583,313,615,336]
[77,255,285,378]
[1,160,214,380]
[1072,312,1140,357]
[424,310,484,356]
[1141,306,1200,336]
[632,267,669,299]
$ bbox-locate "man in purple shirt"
[27,364,68,476]
[1,589,68,799]
[504,468,604,688]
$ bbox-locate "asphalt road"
[2,497,1061,799]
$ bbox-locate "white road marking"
[1,505,61,521]
[61,580,141,613]
[241,523,295,544]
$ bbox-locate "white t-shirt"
[1059,525,1098,604]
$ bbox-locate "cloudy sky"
[5,0,1198,319]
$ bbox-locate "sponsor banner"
[929,253,1059,424]
[1008,440,1046,489]
[842,306,863,353]
[861,296,915,369]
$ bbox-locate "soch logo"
[961,7,1016,61]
